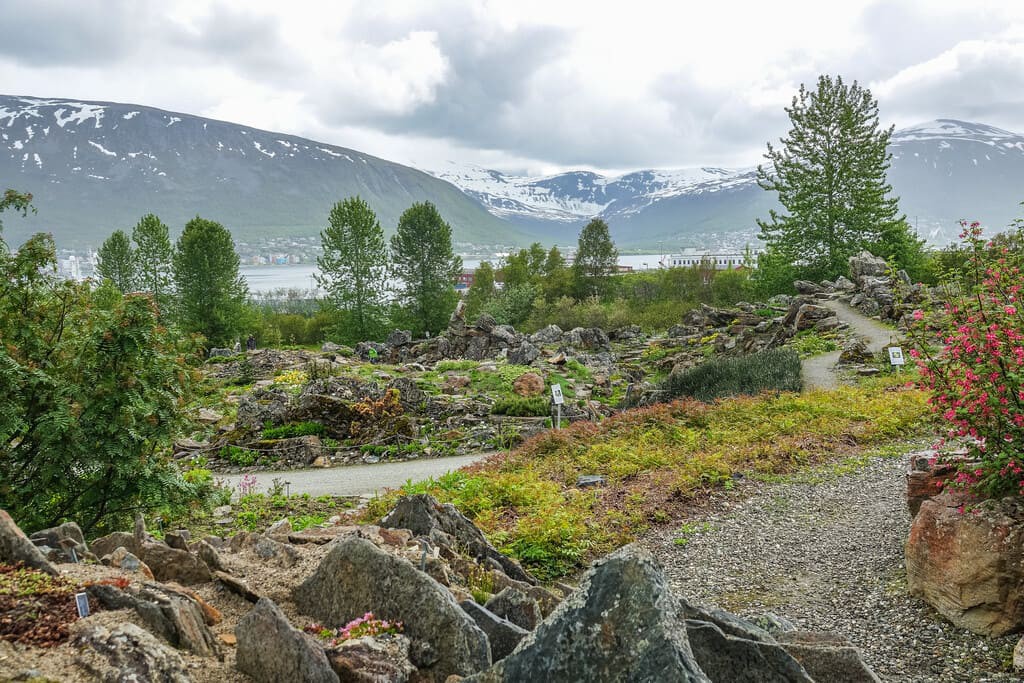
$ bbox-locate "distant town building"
[660,249,759,270]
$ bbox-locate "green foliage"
[96,229,137,292]
[316,197,389,344]
[756,74,924,286]
[481,283,540,327]
[131,214,174,316]
[661,349,803,402]
[173,217,249,346]
[220,445,258,466]
[572,218,618,298]
[0,221,197,534]
[262,422,326,439]
[787,330,840,358]
[390,202,462,336]
[491,396,550,417]
[364,379,927,579]
[463,260,496,320]
[436,359,479,372]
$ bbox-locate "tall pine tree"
[756,75,922,286]
[572,218,618,298]
[315,196,389,343]
[172,217,248,346]
[131,214,174,316]
[96,229,136,293]
[390,202,462,336]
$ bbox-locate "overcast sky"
[2,0,1023,175]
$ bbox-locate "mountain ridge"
[0,94,527,248]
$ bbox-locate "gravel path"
[802,298,902,390]
[641,454,1020,682]
[218,452,491,497]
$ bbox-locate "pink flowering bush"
[909,220,1024,498]
[304,613,403,646]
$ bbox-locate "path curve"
[802,298,901,390]
[218,452,492,497]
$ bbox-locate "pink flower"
[912,309,925,321]
[1005,306,1018,316]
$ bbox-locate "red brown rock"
[906,491,1024,636]
[905,451,972,517]
[512,372,545,397]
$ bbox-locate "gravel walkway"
[219,452,491,497]
[641,454,1020,682]
[802,298,900,390]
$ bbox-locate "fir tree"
[464,260,497,320]
[572,218,618,298]
[390,202,462,336]
[172,217,248,345]
[96,229,137,292]
[131,214,174,315]
[315,197,389,343]
[756,75,923,284]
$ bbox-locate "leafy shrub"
[220,445,258,466]
[661,348,803,402]
[492,396,550,417]
[787,330,839,358]
[261,421,325,440]
[909,220,1024,498]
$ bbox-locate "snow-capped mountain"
[0,95,525,247]
[434,119,1024,248]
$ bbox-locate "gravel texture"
[641,454,1022,682]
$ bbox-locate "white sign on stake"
[75,592,90,618]
[550,383,564,405]
[888,347,906,366]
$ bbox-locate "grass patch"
[661,348,802,402]
[787,330,840,358]
[261,421,325,440]
[363,378,929,580]
[491,396,550,417]
[174,492,357,537]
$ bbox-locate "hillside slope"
[0,95,526,248]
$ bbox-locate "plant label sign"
[551,383,564,405]
[75,592,90,618]
[888,347,906,366]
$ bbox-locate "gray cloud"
[0,0,152,65]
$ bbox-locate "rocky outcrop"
[484,587,542,632]
[87,583,221,658]
[460,600,530,662]
[512,372,545,397]
[466,546,708,682]
[236,598,339,683]
[381,494,535,584]
[0,509,57,575]
[326,634,417,682]
[906,492,1024,636]
[685,620,813,682]
[28,521,92,564]
[292,536,491,681]
[77,623,192,683]
[905,451,971,518]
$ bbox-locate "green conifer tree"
[316,197,389,343]
[96,229,137,292]
[390,202,462,336]
[131,214,174,315]
[172,217,248,345]
[756,75,923,285]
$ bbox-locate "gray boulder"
[484,587,542,631]
[849,250,889,280]
[236,598,339,683]
[466,545,708,682]
[529,324,563,345]
[793,280,824,295]
[833,275,856,292]
[0,509,57,575]
[685,620,813,682]
[140,542,213,584]
[507,341,540,366]
[387,329,413,347]
[77,623,191,683]
[326,634,417,682]
[474,314,497,333]
[87,583,221,658]
[775,632,882,683]
[838,338,874,365]
[792,304,836,331]
[381,494,535,584]
[460,600,530,662]
[293,536,490,681]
